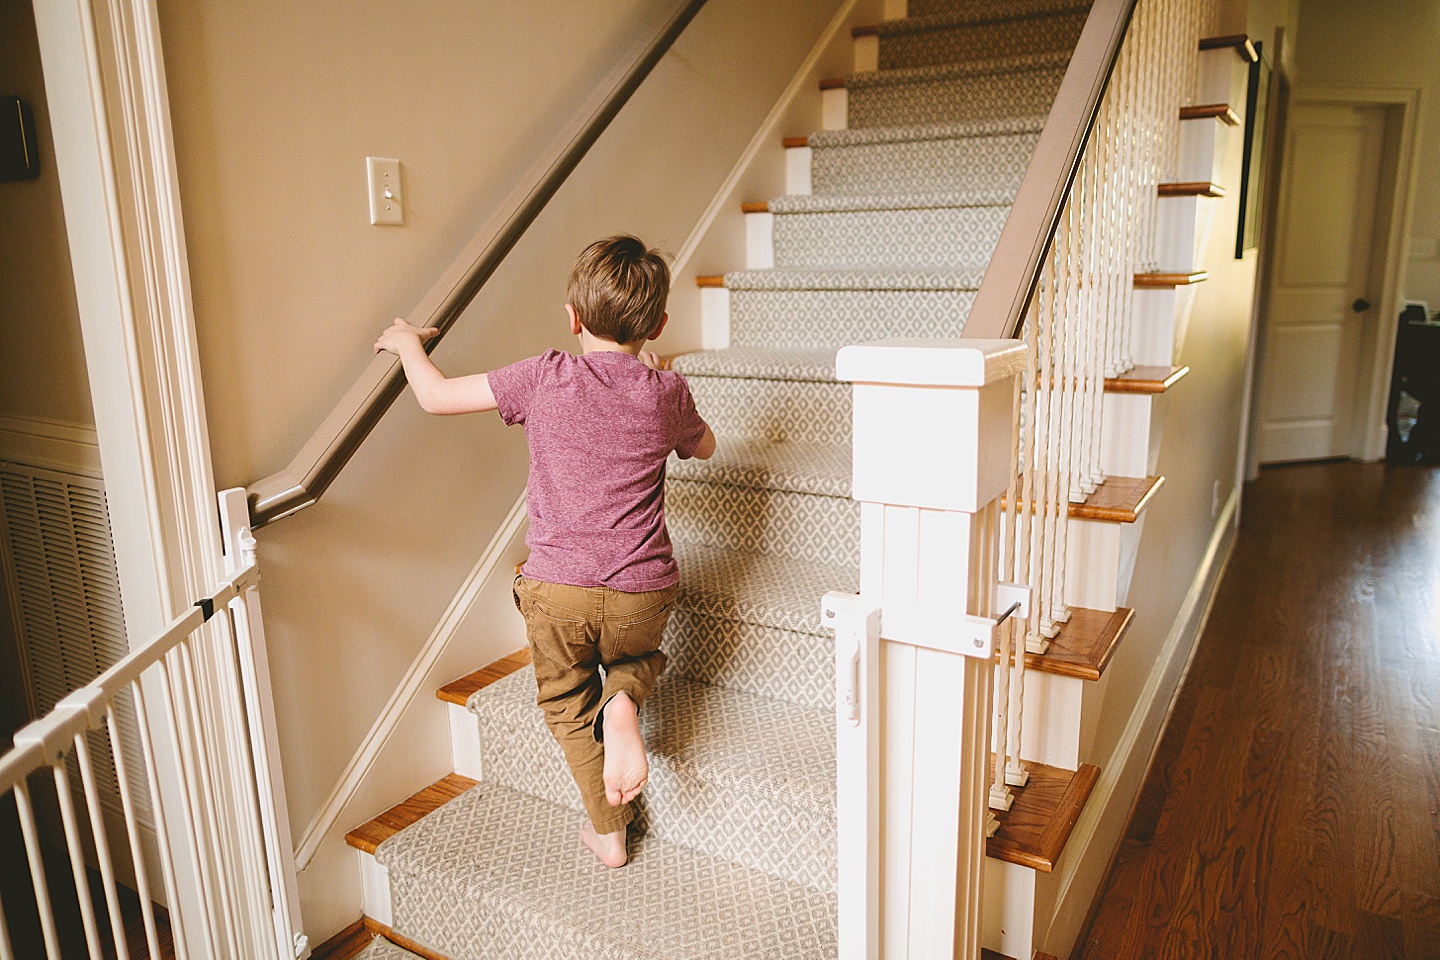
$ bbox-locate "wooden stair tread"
[1072,474,1163,521]
[436,649,531,706]
[1023,607,1134,681]
[1134,270,1208,288]
[1158,180,1225,198]
[1180,102,1241,125]
[344,773,478,855]
[696,274,727,287]
[1105,364,1189,394]
[1199,33,1259,62]
[781,135,810,149]
[819,76,846,91]
[987,760,1101,872]
[363,919,449,960]
[1005,474,1163,523]
[309,918,374,960]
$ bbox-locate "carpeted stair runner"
[375,782,837,959]
[722,268,985,347]
[873,1,1089,70]
[843,53,1070,128]
[470,669,836,888]
[371,1,1089,955]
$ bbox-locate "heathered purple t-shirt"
[489,349,708,592]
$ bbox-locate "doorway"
[1254,91,1419,464]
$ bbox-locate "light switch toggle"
[367,157,403,225]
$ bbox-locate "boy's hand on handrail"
[374,317,439,356]
[374,317,497,415]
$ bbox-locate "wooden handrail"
[960,0,1138,340]
[246,0,709,527]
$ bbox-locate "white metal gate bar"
[0,489,302,960]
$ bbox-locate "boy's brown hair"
[567,235,670,344]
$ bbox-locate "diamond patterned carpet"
[373,2,1084,955]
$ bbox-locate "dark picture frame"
[1236,42,1271,257]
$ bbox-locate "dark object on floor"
[1386,303,1440,465]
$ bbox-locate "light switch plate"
[367,157,403,225]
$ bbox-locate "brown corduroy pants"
[512,575,676,833]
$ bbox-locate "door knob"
[1352,298,1371,313]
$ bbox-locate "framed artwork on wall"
[1236,41,1272,257]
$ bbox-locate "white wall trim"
[0,414,102,477]
[293,493,529,870]
[1041,487,1240,955]
[668,0,864,275]
[31,1,296,955]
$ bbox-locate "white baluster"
[73,732,130,959]
[107,702,164,960]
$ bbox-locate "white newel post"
[826,339,1028,960]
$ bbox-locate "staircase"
[329,0,1243,957]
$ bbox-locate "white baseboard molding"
[1041,486,1241,956]
[293,494,528,870]
[0,414,102,477]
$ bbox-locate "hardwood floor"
[1076,462,1440,960]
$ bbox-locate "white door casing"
[1257,102,1385,463]
[31,0,304,956]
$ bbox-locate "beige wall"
[0,0,93,756]
[1294,0,1440,306]
[0,0,93,427]
[157,0,845,936]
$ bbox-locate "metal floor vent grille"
[0,461,148,816]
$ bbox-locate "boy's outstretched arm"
[693,423,716,460]
[374,318,497,415]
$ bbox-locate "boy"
[374,235,716,868]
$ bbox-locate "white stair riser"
[359,848,394,928]
[1064,517,1123,612]
[746,212,774,269]
[1101,393,1154,479]
[449,702,484,781]
[822,87,849,131]
[1156,194,1219,273]
[853,34,879,74]
[1196,45,1250,114]
[700,286,731,349]
[1017,671,1084,769]
[982,858,1037,960]
[785,145,813,195]
[1130,287,1186,367]
[1178,113,1235,186]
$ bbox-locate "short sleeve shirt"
[488,349,708,591]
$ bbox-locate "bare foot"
[580,822,628,868]
[602,692,648,806]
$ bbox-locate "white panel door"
[1257,103,1385,463]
